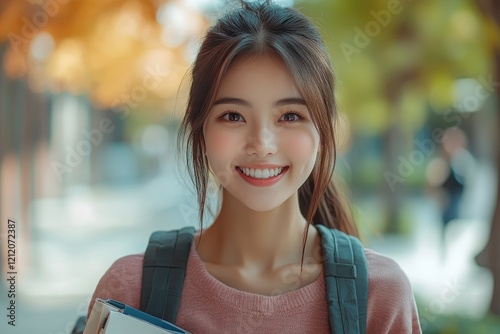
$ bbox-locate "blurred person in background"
[426,127,475,260]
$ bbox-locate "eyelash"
[218,111,306,123]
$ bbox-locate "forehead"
[216,54,302,100]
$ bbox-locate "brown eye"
[221,112,244,122]
[280,112,304,122]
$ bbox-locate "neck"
[197,190,318,272]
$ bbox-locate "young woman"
[88,1,421,332]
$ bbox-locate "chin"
[239,198,288,213]
[245,205,278,213]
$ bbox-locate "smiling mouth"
[235,166,289,179]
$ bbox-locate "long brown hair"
[177,0,358,260]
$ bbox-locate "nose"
[245,126,277,158]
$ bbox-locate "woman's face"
[203,55,320,212]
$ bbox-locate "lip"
[236,166,289,187]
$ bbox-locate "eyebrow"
[213,97,307,108]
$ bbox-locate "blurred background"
[0,0,499,333]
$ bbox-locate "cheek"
[283,130,319,167]
[207,130,231,154]
[205,128,240,171]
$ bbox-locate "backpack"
[140,224,368,334]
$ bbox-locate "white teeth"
[238,167,285,179]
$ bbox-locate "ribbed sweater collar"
[187,236,325,315]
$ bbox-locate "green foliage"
[296,1,496,235]
[415,296,500,333]
[297,0,493,134]
[419,312,500,334]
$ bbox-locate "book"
[84,298,190,334]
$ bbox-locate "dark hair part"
[177,0,358,267]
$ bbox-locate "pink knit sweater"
[88,238,421,333]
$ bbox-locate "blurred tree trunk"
[382,88,404,233]
[382,123,401,233]
[475,0,500,316]
[382,21,420,233]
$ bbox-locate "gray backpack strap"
[140,226,195,323]
[316,224,368,334]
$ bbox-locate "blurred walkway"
[0,160,496,333]
[0,158,200,334]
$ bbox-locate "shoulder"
[364,249,422,333]
[103,254,144,279]
[87,254,144,319]
[365,248,411,288]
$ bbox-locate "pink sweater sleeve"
[86,254,143,320]
[366,249,422,333]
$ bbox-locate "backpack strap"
[140,226,195,323]
[316,224,368,334]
